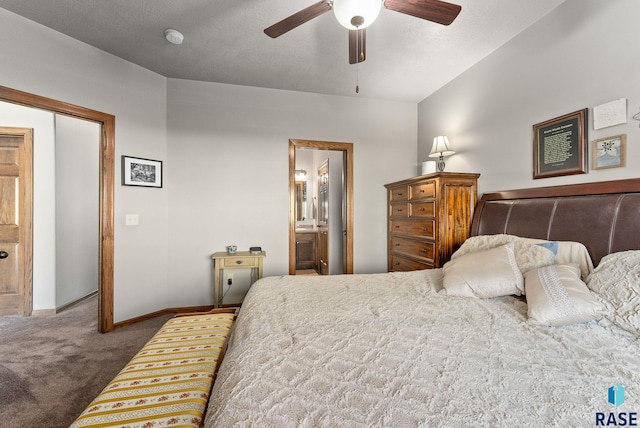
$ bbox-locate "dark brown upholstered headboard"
[470,178,640,266]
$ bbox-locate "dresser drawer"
[390,220,435,238]
[221,257,258,268]
[390,237,435,262]
[389,202,409,218]
[409,201,435,218]
[410,182,435,200]
[388,186,409,202]
[389,254,433,272]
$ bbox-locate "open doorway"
[0,113,98,316]
[0,85,115,333]
[288,139,353,275]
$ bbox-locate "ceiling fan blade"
[384,0,461,26]
[349,29,366,64]
[264,1,332,38]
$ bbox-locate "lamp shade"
[429,136,455,158]
[333,0,382,30]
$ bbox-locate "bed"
[204,179,640,427]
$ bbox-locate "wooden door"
[317,160,329,274]
[317,229,329,275]
[0,127,33,315]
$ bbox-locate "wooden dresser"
[385,172,479,271]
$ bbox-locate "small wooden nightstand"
[212,251,266,308]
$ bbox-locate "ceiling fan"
[264,0,462,64]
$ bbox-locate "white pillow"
[441,243,524,298]
[525,263,605,326]
[452,234,555,274]
[517,237,594,280]
[586,250,640,335]
[556,241,594,279]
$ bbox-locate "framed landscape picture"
[592,134,626,170]
[122,156,163,188]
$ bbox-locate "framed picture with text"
[533,109,588,179]
[121,156,163,188]
[592,134,626,170]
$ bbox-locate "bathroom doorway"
[288,139,353,275]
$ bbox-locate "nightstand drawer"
[389,254,432,272]
[222,257,258,268]
[390,202,409,218]
[410,182,435,199]
[390,237,435,262]
[390,220,435,238]
[409,201,435,218]
[389,186,409,202]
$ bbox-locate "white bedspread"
[205,270,639,427]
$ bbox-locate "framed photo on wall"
[592,134,626,170]
[533,109,588,179]
[122,156,163,188]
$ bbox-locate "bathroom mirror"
[295,180,306,221]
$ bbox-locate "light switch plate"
[125,214,139,226]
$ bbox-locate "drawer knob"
[419,208,425,212]
[236,260,243,265]
[421,249,427,253]
[395,225,400,229]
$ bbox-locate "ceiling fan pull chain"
[355,28,360,93]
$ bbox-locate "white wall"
[418,0,640,194]
[166,79,417,306]
[1,7,416,320]
[1,8,169,322]
[55,115,100,306]
[13,0,632,321]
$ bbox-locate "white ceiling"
[0,0,565,103]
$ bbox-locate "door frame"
[0,85,115,333]
[289,139,353,275]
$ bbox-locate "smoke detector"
[165,29,184,45]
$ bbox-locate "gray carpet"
[0,295,173,427]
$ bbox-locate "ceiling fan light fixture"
[333,0,382,30]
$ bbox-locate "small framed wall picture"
[592,134,626,170]
[122,156,163,188]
